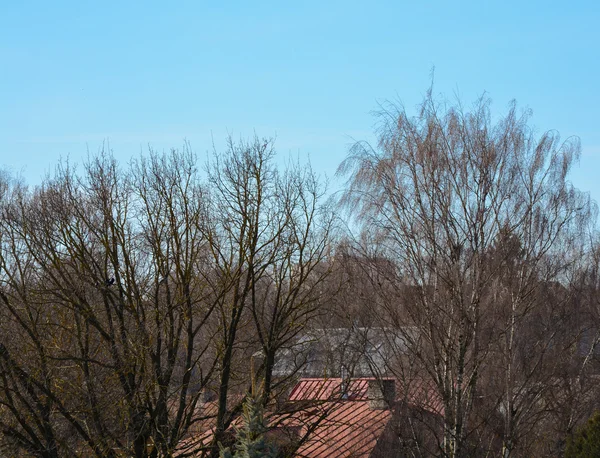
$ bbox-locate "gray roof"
[271,327,417,378]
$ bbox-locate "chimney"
[367,379,395,410]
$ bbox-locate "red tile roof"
[289,378,370,401]
[282,377,442,457]
[289,378,443,415]
[178,377,442,458]
[290,400,391,458]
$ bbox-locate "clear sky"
[1,1,599,203]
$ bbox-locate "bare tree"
[198,137,335,457]
[0,137,335,458]
[338,89,595,457]
[0,148,218,457]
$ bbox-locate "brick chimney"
[367,379,395,410]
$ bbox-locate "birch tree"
[338,89,594,457]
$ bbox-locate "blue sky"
[1,1,599,202]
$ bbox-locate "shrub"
[565,411,600,458]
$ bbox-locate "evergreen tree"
[565,412,600,458]
[219,392,278,458]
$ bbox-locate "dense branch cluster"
[338,92,600,457]
[0,139,334,457]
